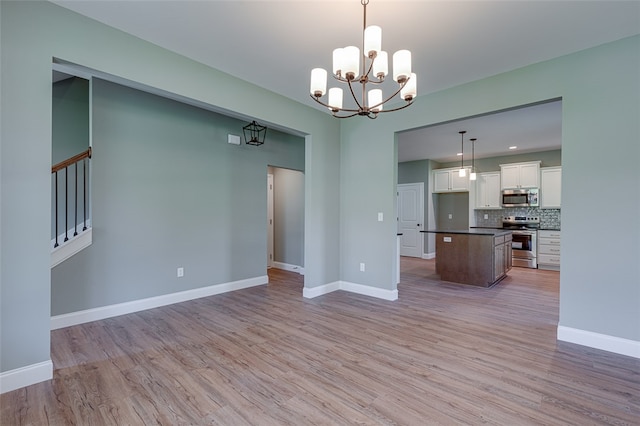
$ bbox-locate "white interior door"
[267,173,274,268]
[398,183,424,258]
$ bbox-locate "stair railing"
[52,147,92,248]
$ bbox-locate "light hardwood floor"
[2,258,639,425]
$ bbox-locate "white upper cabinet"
[540,166,562,208]
[500,161,540,189]
[475,172,501,209]
[433,167,470,193]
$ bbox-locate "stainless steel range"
[502,216,539,268]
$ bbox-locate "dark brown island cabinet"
[423,229,513,287]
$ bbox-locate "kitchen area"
[397,100,562,286]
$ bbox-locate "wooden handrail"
[52,147,92,173]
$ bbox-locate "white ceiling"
[50,0,639,162]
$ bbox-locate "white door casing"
[397,183,424,258]
[267,173,274,268]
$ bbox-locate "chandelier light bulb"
[393,50,411,83]
[364,25,382,57]
[342,46,360,80]
[328,87,343,111]
[310,68,327,97]
[373,51,388,78]
[368,89,383,112]
[332,48,344,76]
[401,73,417,101]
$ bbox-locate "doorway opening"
[267,166,305,275]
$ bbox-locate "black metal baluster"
[54,171,59,248]
[74,162,78,236]
[83,157,87,231]
[64,167,69,242]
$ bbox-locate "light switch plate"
[443,237,452,243]
[378,212,383,221]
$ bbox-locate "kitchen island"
[422,229,512,287]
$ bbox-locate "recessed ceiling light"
[509,146,517,150]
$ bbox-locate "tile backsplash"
[474,208,561,229]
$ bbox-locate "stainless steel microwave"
[502,188,539,207]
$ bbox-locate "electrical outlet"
[359,263,365,272]
[484,214,489,220]
[448,214,453,219]
[177,267,184,278]
[378,212,383,222]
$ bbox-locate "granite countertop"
[539,228,561,231]
[421,228,512,236]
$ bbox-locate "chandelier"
[309,0,417,119]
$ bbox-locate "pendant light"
[469,138,477,181]
[458,131,466,177]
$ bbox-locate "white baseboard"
[341,281,398,301]
[422,252,436,260]
[272,261,305,275]
[0,360,53,394]
[303,280,398,301]
[51,228,92,268]
[51,275,268,330]
[557,326,640,359]
[303,281,341,298]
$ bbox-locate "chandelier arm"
[363,55,376,82]
[309,94,362,114]
[375,99,414,114]
[364,77,385,85]
[332,111,361,119]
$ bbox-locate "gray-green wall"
[342,35,639,344]
[51,79,305,314]
[52,77,89,164]
[1,0,340,376]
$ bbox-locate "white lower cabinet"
[538,230,561,270]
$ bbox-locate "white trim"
[51,228,92,268]
[341,281,399,301]
[303,281,398,301]
[422,252,436,260]
[0,360,53,394]
[303,281,341,298]
[51,275,268,330]
[273,261,305,275]
[557,326,640,359]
